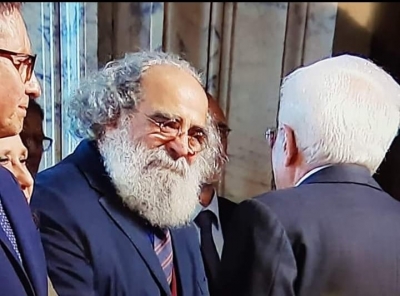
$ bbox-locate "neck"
[199,184,215,207]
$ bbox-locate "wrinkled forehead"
[0,10,32,53]
[139,64,208,127]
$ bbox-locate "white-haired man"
[218,54,400,296]
[30,51,223,296]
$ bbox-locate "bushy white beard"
[98,124,212,228]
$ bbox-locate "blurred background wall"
[21,2,400,202]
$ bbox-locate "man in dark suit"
[31,51,224,296]
[218,54,400,296]
[193,92,236,295]
[0,2,47,296]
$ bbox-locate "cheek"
[271,144,286,177]
[0,96,17,120]
[1,162,13,173]
[138,135,164,150]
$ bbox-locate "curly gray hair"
[67,50,203,140]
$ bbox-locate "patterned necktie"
[153,229,174,285]
[0,198,22,262]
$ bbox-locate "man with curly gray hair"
[31,50,222,296]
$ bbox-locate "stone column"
[22,3,98,170]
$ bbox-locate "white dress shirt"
[193,190,224,258]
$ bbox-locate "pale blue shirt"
[193,190,224,258]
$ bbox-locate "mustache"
[143,149,190,176]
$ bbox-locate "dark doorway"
[369,3,400,201]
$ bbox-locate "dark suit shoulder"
[218,198,296,296]
[217,196,236,213]
[35,154,79,185]
[30,155,100,237]
[217,196,237,236]
[0,166,21,190]
[252,187,303,220]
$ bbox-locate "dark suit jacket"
[0,166,47,296]
[218,164,400,296]
[217,196,236,239]
[30,139,209,296]
[199,195,236,295]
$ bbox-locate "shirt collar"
[193,189,221,229]
[295,164,332,187]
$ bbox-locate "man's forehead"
[139,65,208,126]
[0,11,32,53]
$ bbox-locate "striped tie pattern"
[0,199,22,262]
[154,229,174,285]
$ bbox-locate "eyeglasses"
[141,112,209,154]
[0,48,36,83]
[265,127,277,148]
[43,136,53,152]
[217,123,232,140]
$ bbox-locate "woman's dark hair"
[27,99,44,121]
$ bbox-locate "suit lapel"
[73,140,171,294]
[99,197,171,295]
[170,225,195,296]
[0,167,46,296]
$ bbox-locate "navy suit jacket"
[0,166,47,296]
[30,139,209,296]
[217,196,236,239]
[219,164,400,296]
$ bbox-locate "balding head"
[207,92,227,125]
[206,92,230,157]
[273,54,400,188]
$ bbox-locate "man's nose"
[25,72,41,99]
[164,133,195,164]
[15,165,34,191]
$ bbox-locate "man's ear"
[282,124,298,167]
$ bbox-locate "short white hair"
[278,54,400,174]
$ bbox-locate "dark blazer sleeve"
[31,185,98,296]
[217,199,297,296]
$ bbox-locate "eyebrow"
[149,111,177,121]
[0,148,28,157]
[149,111,207,130]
